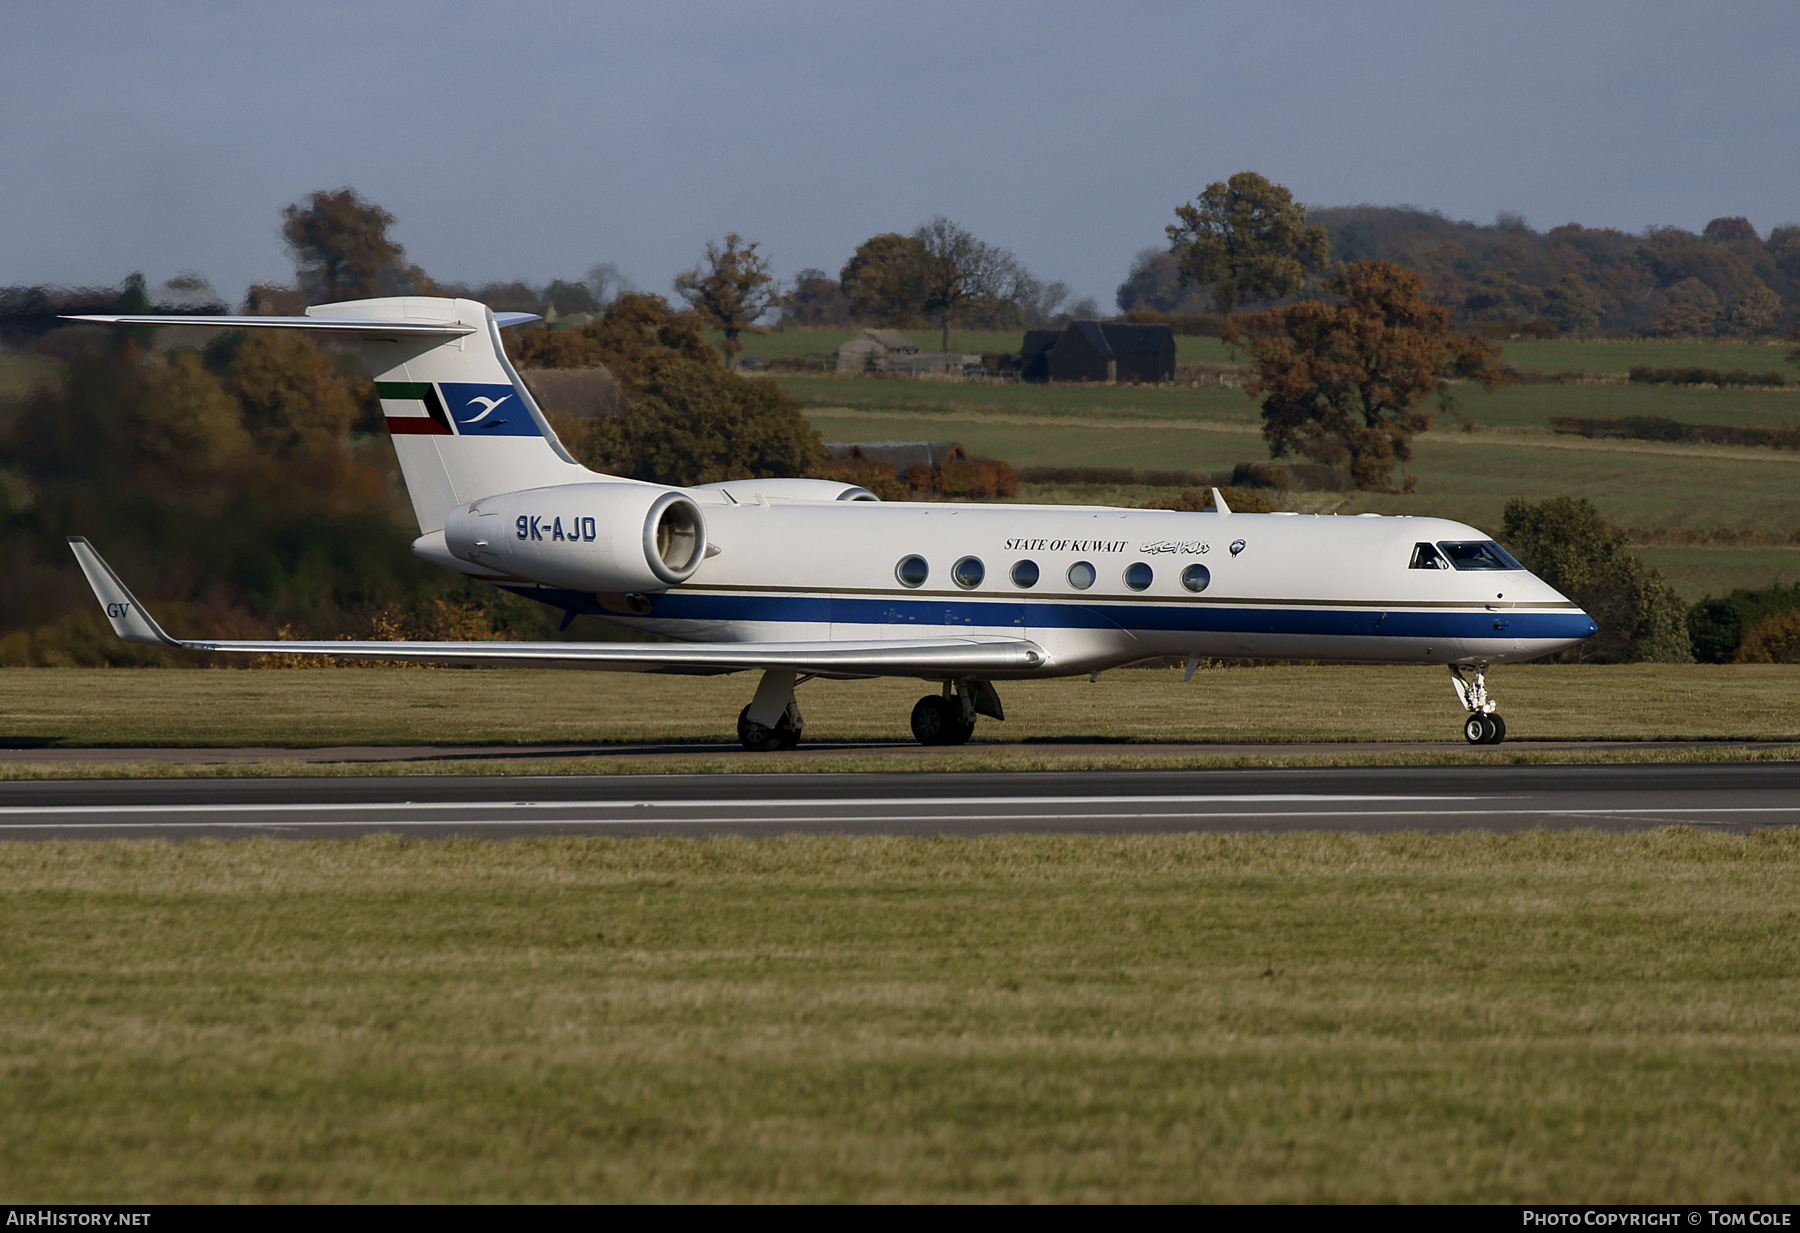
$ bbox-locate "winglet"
[66,537,184,648]
[1211,487,1232,516]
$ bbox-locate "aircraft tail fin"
[66,297,608,533]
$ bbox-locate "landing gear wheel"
[1462,713,1506,745]
[911,696,975,746]
[738,705,799,752]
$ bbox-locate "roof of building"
[824,441,965,470]
[1064,320,1174,357]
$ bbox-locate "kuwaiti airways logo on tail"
[444,382,539,436]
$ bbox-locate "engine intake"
[444,482,708,592]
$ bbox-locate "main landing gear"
[911,680,1004,747]
[736,669,805,751]
[734,672,1006,751]
[1449,664,1507,745]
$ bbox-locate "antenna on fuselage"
[1211,487,1232,516]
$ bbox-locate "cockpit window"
[1410,542,1448,570]
[1437,540,1525,571]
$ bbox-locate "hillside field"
[771,333,1800,603]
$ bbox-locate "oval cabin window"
[895,555,929,588]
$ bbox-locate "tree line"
[5,182,1796,667]
[1123,194,1800,340]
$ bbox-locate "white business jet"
[66,297,1595,747]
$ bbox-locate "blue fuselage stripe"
[515,587,1593,642]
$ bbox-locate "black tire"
[775,722,802,750]
[1463,713,1490,745]
[910,696,955,746]
[1487,714,1506,745]
[738,705,782,752]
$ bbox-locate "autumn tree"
[542,279,599,318]
[1716,282,1783,336]
[581,362,823,487]
[134,352,252,471]
[1651,277,1720,337]
[838,222,1024,347]
[1542,274,1603,333]
[507,292,715,397]
[1227,260,1507,492]
[779,268,853,327]
[839,233,932,327]
[913,216,1019,350]
[282,188,434,304]
[672,233,780,368]
[1167,172,1329,314]
[1116,247,1211,314]
[224,331,363,457]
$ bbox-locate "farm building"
[836,330,981,377]
[824,441,967,477]
[1018,321,1176,383]
[835,329,920,372]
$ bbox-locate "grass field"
[6,830,1800,1201]
[779,371,1800,433]
[784,349,1800,599]
[741,328,1793,377]
[1497,336,1796,375]
[6,664,1800,756]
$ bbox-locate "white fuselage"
[529,497,1593,677]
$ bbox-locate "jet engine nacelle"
[444,482,707,592]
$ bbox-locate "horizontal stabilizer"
[63,313,477,337]
[67,538,1048,677]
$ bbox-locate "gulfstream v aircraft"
[67,296,1595,747]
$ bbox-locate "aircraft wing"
[67,538,1048,677]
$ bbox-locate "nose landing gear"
[1449,664,1506,744]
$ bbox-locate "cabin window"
[1437,540,1525,571]
[1067,561,1096,590]
[952,556,985,589]
[895,555,929,588]
[1181,563,1211,593]
[1123,562,1153,591]
[1410,542,1448,570]
[1010,560,1040,588]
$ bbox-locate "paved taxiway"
[2,762,1797,839]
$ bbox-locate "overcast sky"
[6,0,1796,310]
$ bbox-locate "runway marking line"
[0,793,1495,818]
[3,807,1795,831]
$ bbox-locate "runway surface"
[2,761,1797,839]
